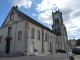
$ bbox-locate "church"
[0,6,68,55]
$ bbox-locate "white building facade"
[0,6,68,55]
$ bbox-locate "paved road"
[0,52,75,60]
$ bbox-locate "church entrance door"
[6,39,10,54]
[31,43,34,54]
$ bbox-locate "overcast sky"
[0,0,80,40]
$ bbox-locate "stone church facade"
[0,6,68,55]
[52,10,68,50]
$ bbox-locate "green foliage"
[76,39,80,46]
[34,49,38,52]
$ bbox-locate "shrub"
[34,49,38,52]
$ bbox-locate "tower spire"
[58,9,60,12]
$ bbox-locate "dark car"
[56,49,66,53]
[72,47,80,55]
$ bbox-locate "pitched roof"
[2,6,55,34]
[18,10,54,33]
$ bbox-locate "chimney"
[15,5,18,9]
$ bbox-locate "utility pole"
[66,38,70,60]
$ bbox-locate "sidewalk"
[38,53,69,60]
[74,55,80,60]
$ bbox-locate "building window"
[49,42,52,50]
[37,30,40,40]
[55,19,56,23]
[45,34,47,41]
[10,12,14,20]
[57,19,59,23]
[18,31,22,40]
[0,36,2,43]
[8,27,12,35]
[31,28,34,39]
[55,19,59,23]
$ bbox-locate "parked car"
[56,49,66,53]
[72,47,80,55]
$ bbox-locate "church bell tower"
[52,9,68,50]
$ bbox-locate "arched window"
[55,19,57,23]
[18,31,22,40]
[55,18,59,23]
[31,28,34,39]
[8,27,12,35]
[57,19,59,23]
[37,30,40,40]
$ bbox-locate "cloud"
[9,0,33,9]
[38,10,53,25]
[72,10,80,18]
[36,0,69,12]
[35,0,80,38]
[63,17,80,39]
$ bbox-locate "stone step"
[38,52,50,56]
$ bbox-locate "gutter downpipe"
[66,36,69,60]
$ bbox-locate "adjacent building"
[68,38,77,51]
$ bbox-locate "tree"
[76,39,80,46]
